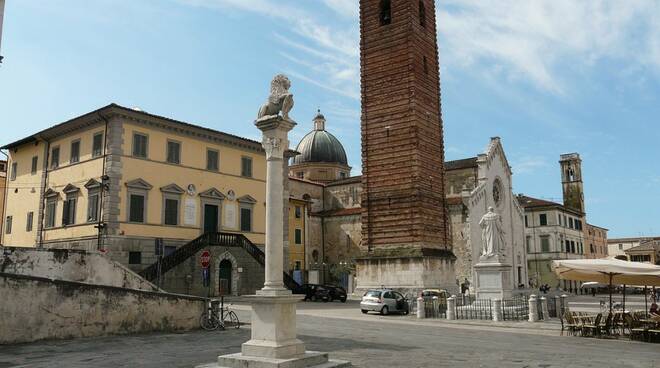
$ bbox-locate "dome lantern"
[313,109,326,131]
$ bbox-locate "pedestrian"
[650,301,659,316]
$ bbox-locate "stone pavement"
[1,301,659,368]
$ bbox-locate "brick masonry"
[360,0,450,254]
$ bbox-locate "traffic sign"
[200,250,211,268]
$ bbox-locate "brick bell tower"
[357,0,456,293]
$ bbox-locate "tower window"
[423,56,429,75]
[419,1,426,28]
[379,0,391,26]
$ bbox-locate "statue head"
[488,206,494,213]
[270,74,291,98]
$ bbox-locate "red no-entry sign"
[200,250,211,268]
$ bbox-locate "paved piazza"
[1,301,658,368]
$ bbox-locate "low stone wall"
[0,273,206,345]
[0,247,160,292]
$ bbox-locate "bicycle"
[200,298,240,331]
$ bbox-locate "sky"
[0,0,659,238]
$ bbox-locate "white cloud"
[177,0,360,100]
[511,155,549,175]
[322,0,359,19]
[179,0,660,96]
[438,0,660,94]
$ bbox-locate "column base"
[196,351,350,368]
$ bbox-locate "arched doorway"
[219,259,232,295]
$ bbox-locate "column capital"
[255,116,296,160]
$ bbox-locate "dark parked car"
[300,284,330,302]
[324,285,347,303]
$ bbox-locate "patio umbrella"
[552,259,660,313]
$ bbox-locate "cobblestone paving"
[1,303,658,368]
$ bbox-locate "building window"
[570,241,576,253]
[240,207,252,232]
[524,215,528,227]
[339,172,347,179]
[10,162,16,181]
[379,0,391,25]
[590,244,594,253]
[51,146,60,169]
[166,140,181,164]
[295,228,302,244]
[164,198,179,225]
[540,236,550,252]
[26,212,33,232]
[206,149,219,171]
[45,197,57,228]
[565,240,571,253]
[423,56,429,75]
[93,132,104,157]
[31,156,38,175]
[62,195,77,226]
[419,0,426,27]
[70,140,80,164]
[241,156,253,178]
[128,251,142,265]
[539,214,547,226]
[87,192,100,222]
[296,172,304,179]
[164,246,177,256]
[295,206,301,219]
[129,194,146,223]
[132,133,148,158]
[569,217,574,229]
[558,214,562,226]
[618,244,623,250]
[5,216,12,234]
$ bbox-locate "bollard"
[528,294,539,322]
[560,294,569,314]
[540,296,549,320]
[417,297,425,319]
[432,296,439,318]
[493,299,503,322]
[446,296,456,320]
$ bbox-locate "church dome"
[292,110,348,166]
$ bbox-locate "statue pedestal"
[198,295,349,368]
[474,257,512,300]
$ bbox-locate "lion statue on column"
[257,74,294,120]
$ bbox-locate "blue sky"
[1,0,659,238]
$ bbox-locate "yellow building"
[1,104,269,273]
[0,160,6,240]
[288,198,307,272]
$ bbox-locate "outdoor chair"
[562,311,579,336]
[597,313,614,338]
[582,313,602,337]
[648,329,660,343]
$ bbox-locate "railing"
[455,298,492,320]
[502,297,529,321]
[139,232,300,291]
[419,296,448,318]
[139,233,212,282]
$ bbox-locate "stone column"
[493,299,502,322]
[528,294,539,322]
[446,296,456,320]
[255,117,294,295]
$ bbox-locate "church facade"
[288,116,528,293]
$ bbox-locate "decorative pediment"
[237,194,257,204]
[44,188,60,198]
[84,178,101,189]
[125,178,153,190]
[160,183,185,194]
[62,184,80,194]
[199,188,225,200]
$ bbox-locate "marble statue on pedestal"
[479,206,506,259]
[257,74,294,121]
